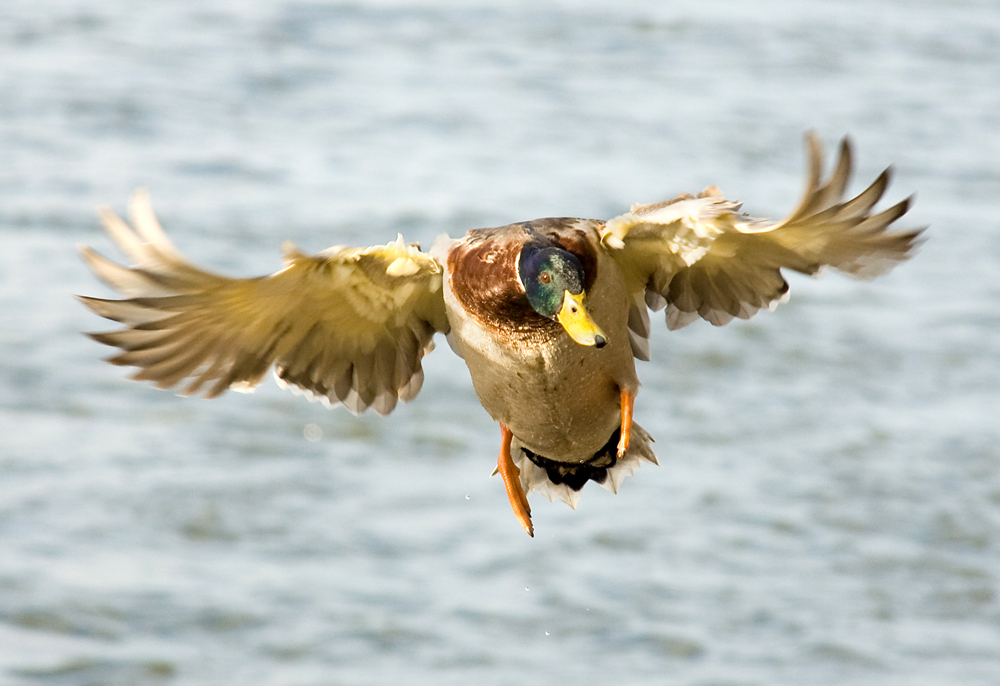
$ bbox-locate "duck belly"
[467,338,629,462]
[444,275,639,463]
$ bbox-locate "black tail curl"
[522,428,621,491]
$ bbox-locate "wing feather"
[602,132,923,336]
[80,191,450,415]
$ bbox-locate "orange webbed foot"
[617,388,635,459]
[496,424,533,537]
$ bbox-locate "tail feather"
[510,423,656,509]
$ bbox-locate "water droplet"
[304,424,322,441]
[545,631,550,636]
[465,495,470,500]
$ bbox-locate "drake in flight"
[79,133,921,536]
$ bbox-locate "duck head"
[518,243,607,348]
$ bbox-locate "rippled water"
[2,1,999,684]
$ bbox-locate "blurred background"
[1,1,998,684]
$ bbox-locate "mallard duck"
[79,133,921,536]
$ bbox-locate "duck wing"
[601,132,923,334]
[79,190,449,415]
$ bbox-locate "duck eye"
[539,272,551,284]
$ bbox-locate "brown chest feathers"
[446,219,601,345]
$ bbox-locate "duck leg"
[617,388,635,458]
[497,424,533,537]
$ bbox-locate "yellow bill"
[556,290,607,348]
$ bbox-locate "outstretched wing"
[79,190,450,415]
[601,132,923,339]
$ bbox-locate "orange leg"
[617,388,635,458]
[497,424,533,537]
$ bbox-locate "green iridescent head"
[518,244,607,347]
